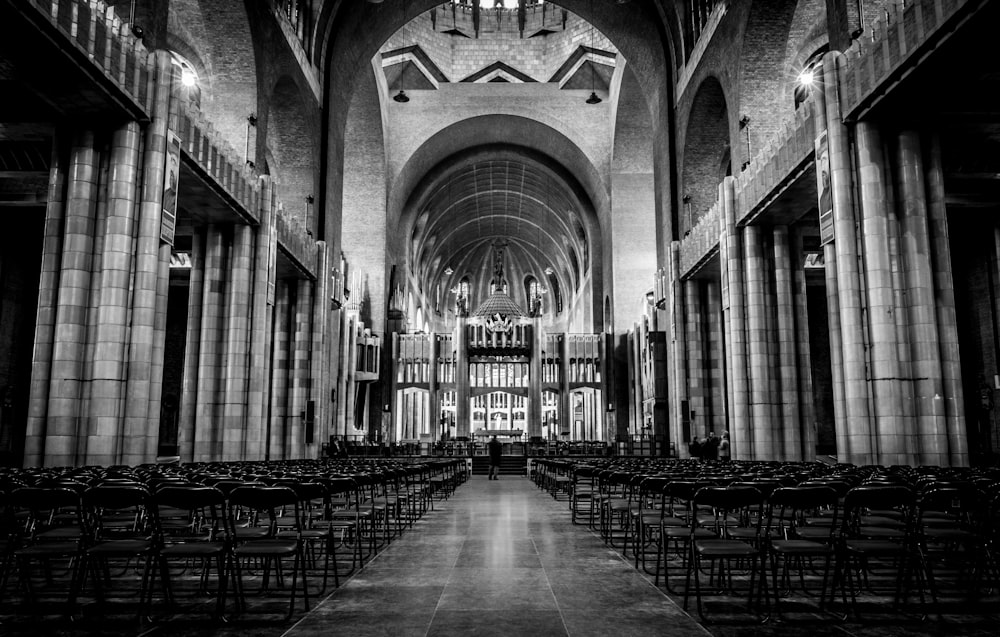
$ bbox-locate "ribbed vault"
[410,157,591,319]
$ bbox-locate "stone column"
[24,134,68,467]
[429,332,439,443]
[720,177,749,459]
[221,224,253,460]
[744,225,774,460]
[289,279,313,458]
[312,243,330,456]
[124,50,174,465]
[791,228,816,458]
[823,51,872,464]
[774,226,802,460]
[670,241,687,449]
[246,179,276,461]
[559,335,571,442]
[925,133,968,466]
[455,317,470,438]
[87,122,141,465]
[856,121,907,465]
[684,281,705,439]
[528,319,543,438]
[824,245,849,462]
[81,142,110,464]
[897,129,948,465]
[269,281,292,459]
[147,241,172,460]
[193,225,226,462]
[178,227,204,463]
[44,130,100,466]
[704,281,726,433]
[336,311,353,438]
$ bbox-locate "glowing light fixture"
[181,68,197,87]
[798,69,815,87]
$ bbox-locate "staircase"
[471,456,527,476]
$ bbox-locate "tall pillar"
[684,281,705,439]
[124,50,174,465]
[925,133,967,466]
[24,134,68,467]
[670,241,687,449]
[289,279,313,457]
[429,332,439,443]
[704,281,726,433]
[455,317,470,438]
[774,226,802,460]
[246,179,276,461]
[856,121,907,465]
[559,335,571,442]
[221,224,253,460]
[897,129,948,465]
[823,51,873,464]
[268,282,292,459]
[336,312,354,438]
[178,227,205,463]
[744,225,774,459]
[44,130,100,466]
[720,177,750,459]
[824,245,849,461]
[193,225,226,461]
[87,122,142,465]
[791,228,816,458]
[528,319,543,438]
[81,142,109,464]
[311,243,329,457]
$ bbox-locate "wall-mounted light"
[739,115,752,171]
[245,114,257,169]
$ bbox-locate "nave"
[4,467,1000,637]
[286,474,702,637]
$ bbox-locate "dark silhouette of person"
[488,435,502,480]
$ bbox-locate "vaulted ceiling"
[410,157,591,317]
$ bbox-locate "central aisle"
[287,475,710,637]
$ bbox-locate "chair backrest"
[917,484,985,530]
[83,484,153,541]
[841,484,915,537]
[692,485,763,536]
[228,485,300,536]
[767,485,839,540]
[153,485,227,542]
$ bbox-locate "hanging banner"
[160,131,181,245]
[814,129,834,245]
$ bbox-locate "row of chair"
[0,457,469,623]
[534,458,1000,622]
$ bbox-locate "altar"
[473,428,524,439]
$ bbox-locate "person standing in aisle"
[488,435,502,480]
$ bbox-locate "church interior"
[0,0,999,635]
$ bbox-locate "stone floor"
[2,475,997,636]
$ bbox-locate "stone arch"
[266,75,317,230]
[681,76,729,231]
[393,117,606,332]
[609,60,657,333]
[166,0,258,154]
[317,0,678,263]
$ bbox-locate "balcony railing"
[679,198,722,278]
[177,101,261,223]
[839,0,975,119]
[733,97,817,225]
[26,0,153,113]
[274,207,317,277]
